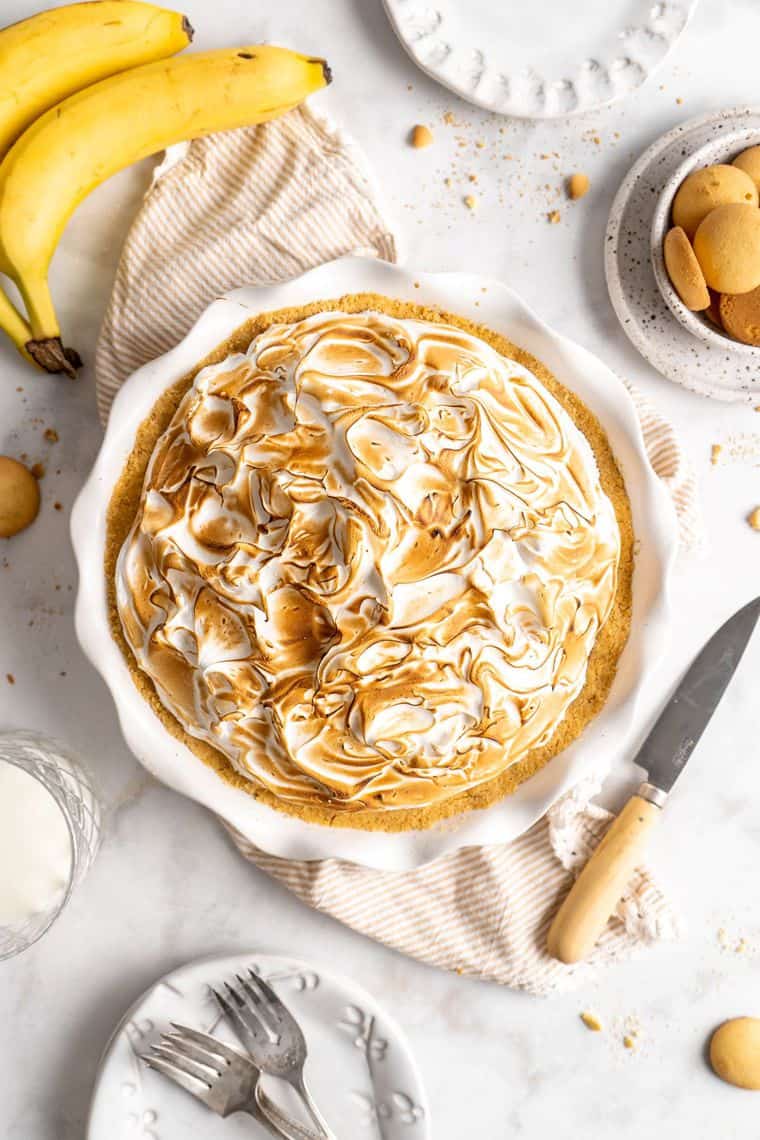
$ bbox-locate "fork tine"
[150,1042,218,1086]
[247,969,303,1043]
[212,986,251,1039]
[225,980,246,1008]
[161,1032,225,1073]
[142,1053,211,1101]
[237,972,266,1011]
[237,973,283,1041]
[246,968,282,1009]
[169,1023,245,1065]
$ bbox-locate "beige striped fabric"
[227,775,681,995]
[96,106,696,995]
[95,106,396,423]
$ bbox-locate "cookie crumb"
[410,124,433,149]
[548,210,561,224]
[53,501,62,511]
[568,172,590,200]
[711,443,722,465]
[468,172,478,183]
[30,462,45,480]
[580,1012,602,1032]
[443,111,455,125]
[623,1035,635,1050]
[464,194,478,211]
[6,673,14,685]
[43,428,59,443]
[749,507,760,531]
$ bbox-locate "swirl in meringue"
[116,310,621,812]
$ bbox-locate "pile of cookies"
[663,146,760,346]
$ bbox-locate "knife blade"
[636,593,760,801]
[547,595,760,965]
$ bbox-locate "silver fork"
[142,1022,322,1140]
[214,970,336,1140]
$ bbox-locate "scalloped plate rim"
[380,0,699,119]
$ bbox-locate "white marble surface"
[1,0,759,1136]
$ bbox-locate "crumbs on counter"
[464,194,478,211]
[6,673,15,685]
[53,501,62,511]
[718,926,754,951]
[30,462,45,480]
[580,1012,602,1032]
[548,210,561,224]
[410,124,433,149]
[43,427,58,443]
[567,172,590,200]
[715,434,760,464]
[623,1035,636,1050]
[711,443,722,465]
[748,507,760,531]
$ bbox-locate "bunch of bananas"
[0,1,330,375]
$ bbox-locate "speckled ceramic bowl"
[651,125,760,356]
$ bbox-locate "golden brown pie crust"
[105,294,634,831]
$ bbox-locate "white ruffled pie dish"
[72,257,677,870]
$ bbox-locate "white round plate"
[605,105,760,401]
[87,951,429,1140]
[382,0,697,119]
[72,256,677,870]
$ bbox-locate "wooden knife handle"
[546,793,663,965]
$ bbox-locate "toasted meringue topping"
[116,311,621,811]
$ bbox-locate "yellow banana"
[0,0,193,372]
[0,45,331,376]
[0,287,36,364]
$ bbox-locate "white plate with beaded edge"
[71,256,677,871]
[87,952,429,1140]
[382,0,697,119]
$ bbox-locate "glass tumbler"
[0,730,101,960]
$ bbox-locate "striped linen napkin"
[96,105,698,995]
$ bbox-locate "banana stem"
[15,272,81,377]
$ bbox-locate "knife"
[547,594,760,965]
